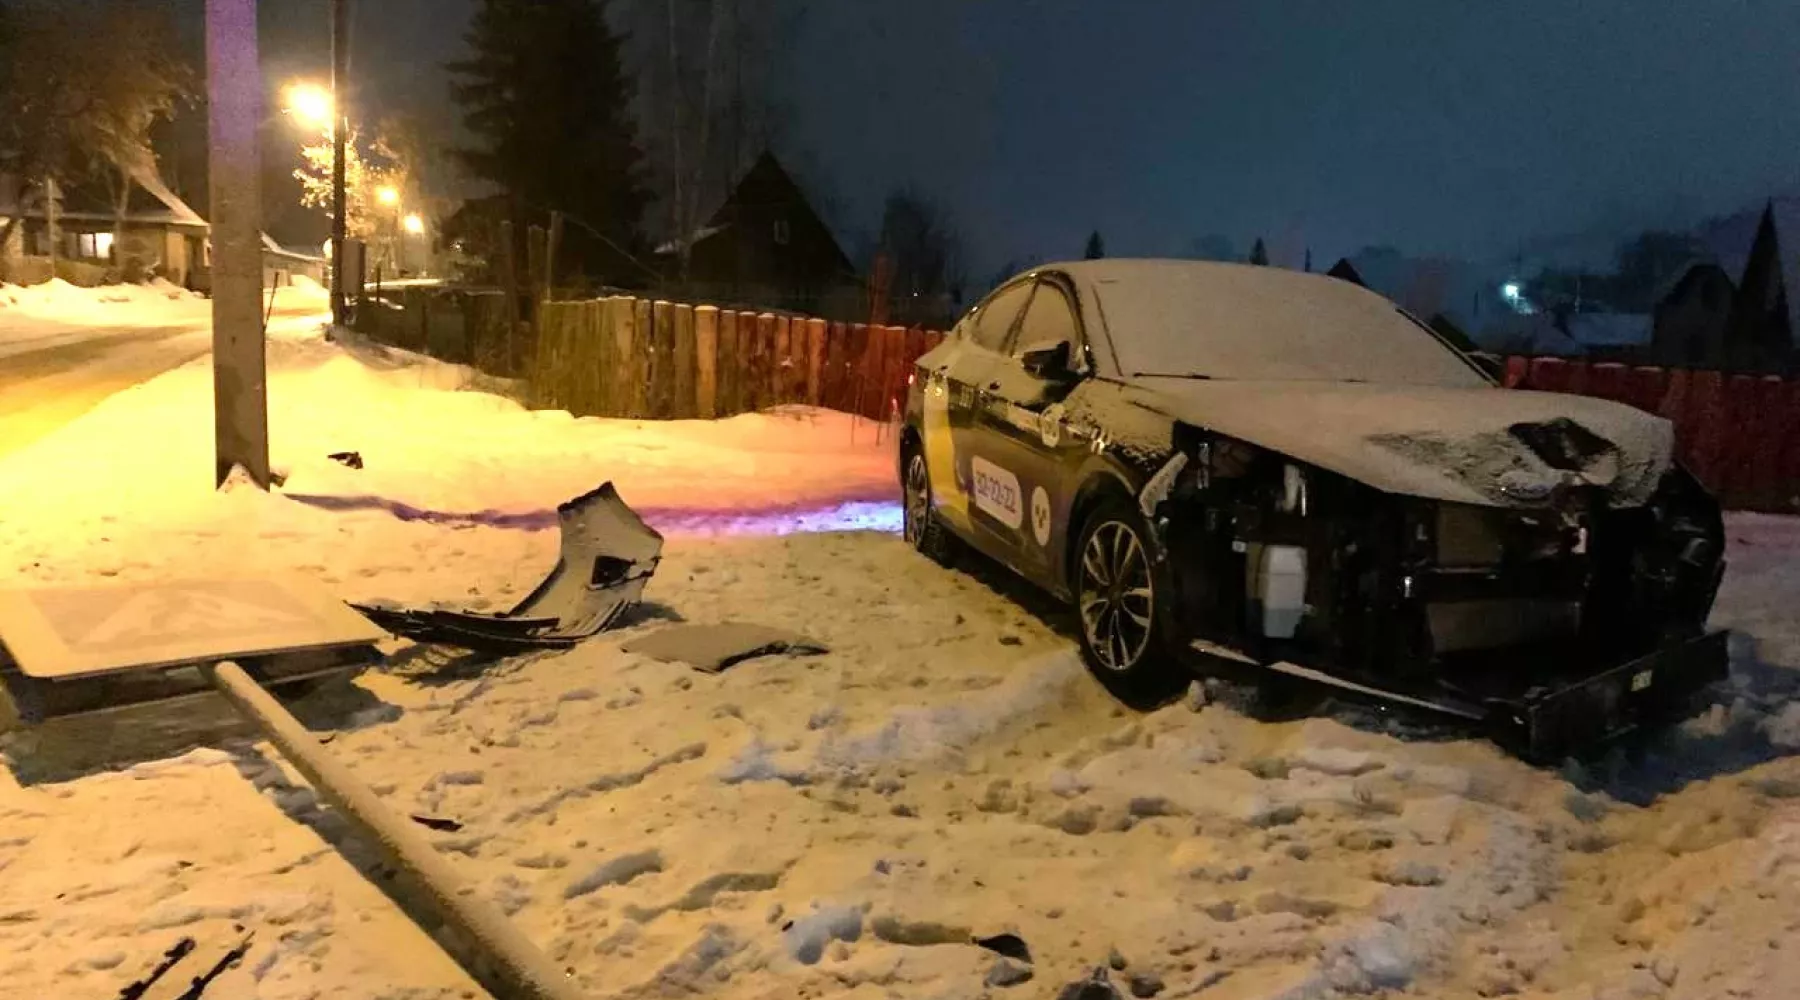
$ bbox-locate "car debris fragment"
[354,482,662,653]
[624,622,828,673]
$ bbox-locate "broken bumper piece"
[1509,629,1729,762]
[354,482,663,654]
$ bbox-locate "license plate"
[1630,669,1654,692]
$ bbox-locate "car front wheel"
[902,443,955,565]
[1073,498,1180,699]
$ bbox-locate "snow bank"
[0,278,327,359]
[0,334,901,609]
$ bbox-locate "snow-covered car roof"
[1045,259,1490,387]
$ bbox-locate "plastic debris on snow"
[623,622,828,674]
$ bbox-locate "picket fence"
[1502,356,1800,513]
[529,296,946,422]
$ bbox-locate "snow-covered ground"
[0,278,331,457]
[1,327,1797,1000]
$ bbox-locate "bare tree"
[294,126,409,244]
[876,186,967,324]
[77,3,193,279]
[0,1,191,281]
[624,0,803,278]
[0,2,97,278]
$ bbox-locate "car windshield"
[1091,262,1491,386]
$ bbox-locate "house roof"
[0,167,207,228]
[1697,196,1800,332]
[661,152,852,272]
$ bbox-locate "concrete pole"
[329,0,349,328]
[202,662,588,1000]
[205,0,270,489]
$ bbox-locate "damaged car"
[900,260,1726,759]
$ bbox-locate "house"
[2,170,328,291]
[259,234,329,290]
[0,168,209,286]
[1695,198,1800,371]
[656,152,856,316]
[1650,263,1735,366]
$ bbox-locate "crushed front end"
[1151,423,1728,760]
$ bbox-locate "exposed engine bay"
[1147,420,1726,755]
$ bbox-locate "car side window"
[1010,281,1079,360]
[969,282,1033,352]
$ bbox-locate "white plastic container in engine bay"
[1250,543,1308,639]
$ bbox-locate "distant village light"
[1502,281,1522,302]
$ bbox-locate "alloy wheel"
[904,452,931,548]
[1078,520,1155,672]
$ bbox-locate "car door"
[918,279,1034,545]
[968,277,1090,582]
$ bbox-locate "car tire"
[1071,497,1183,703]
[902,442,956,566]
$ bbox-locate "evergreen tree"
[1727,202,1793,367]
[449,0,648,282]
[1248,238,1270,266]
[1083,230,1105,260]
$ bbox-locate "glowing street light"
[283,82,333,131]
[376,185,400,207]
[401,213,426,236]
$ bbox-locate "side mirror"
[1018,340,1073,379]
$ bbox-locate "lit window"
[94,232,114,259]
[773,218,790,246]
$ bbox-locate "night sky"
[250,0,1800,272]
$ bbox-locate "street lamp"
[401,213,425,236]
[283,82,333,133]
[376,185,400,207]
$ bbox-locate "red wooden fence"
[1503,357,1800,513]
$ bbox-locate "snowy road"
[0,282,328,458]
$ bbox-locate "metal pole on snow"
[202,661,589,1000]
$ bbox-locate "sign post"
[205,0,270,489]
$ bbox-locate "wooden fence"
[530,296,946,421]
[1503,356,1800,513]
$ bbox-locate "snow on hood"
[1056,259,1492,387]
[1124,377,1674,508]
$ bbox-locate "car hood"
[1124,377,1675,508]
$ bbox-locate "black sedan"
[899,260,1726,758]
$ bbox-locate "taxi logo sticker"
[1030,487,1052,546]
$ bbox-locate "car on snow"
[899,259,1726,759]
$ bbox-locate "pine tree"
[1084,230,1105,260]
[1248,238,1270,266]
[449,0,648,282]
[1726,202,1793,368]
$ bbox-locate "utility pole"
[206,0,270,488]
[44,178,59,279]
[329,0,349,327]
